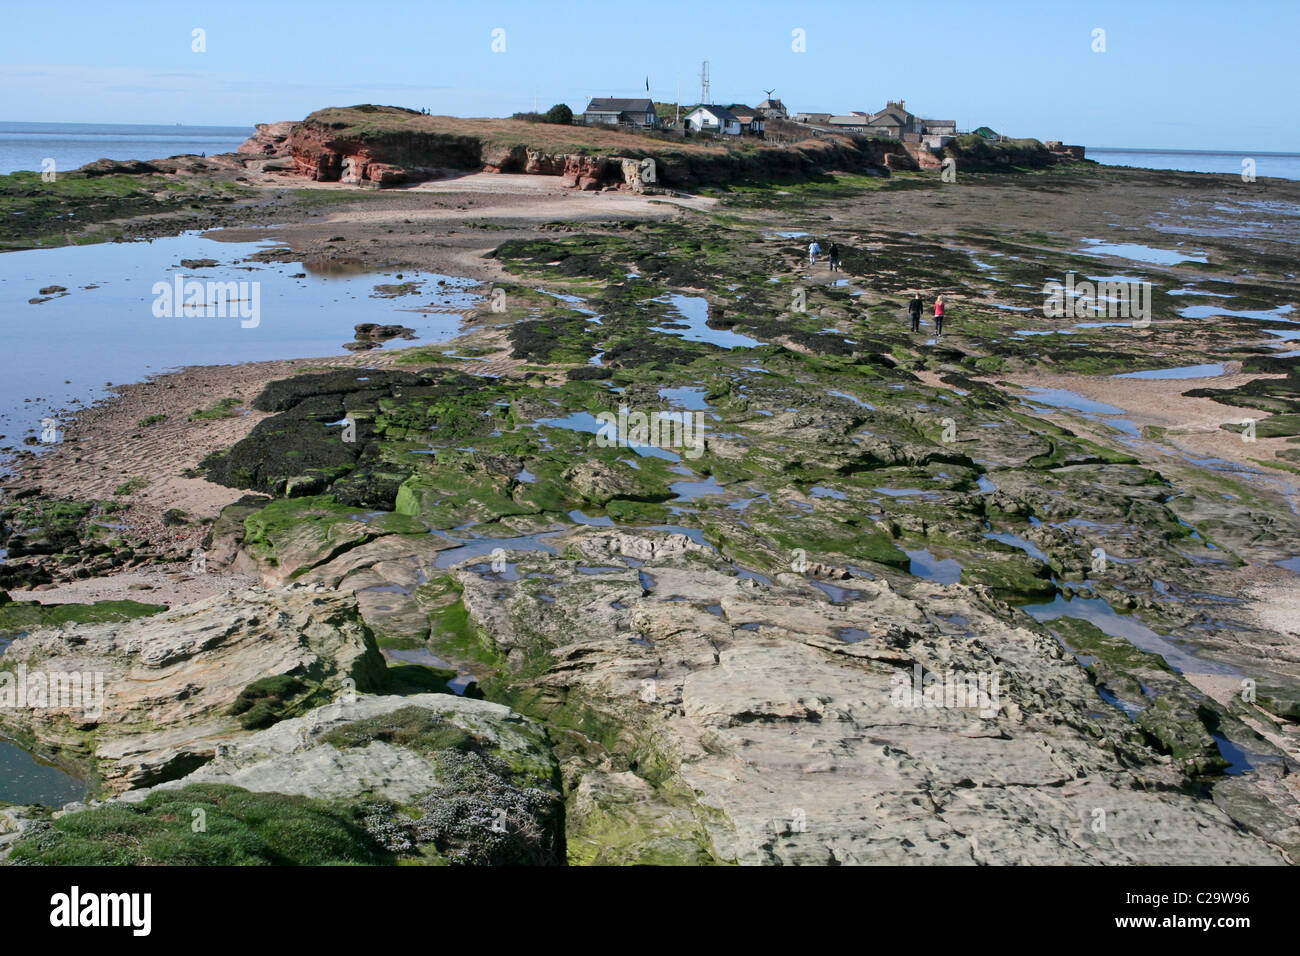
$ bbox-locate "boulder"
[237,121,297,158]
[0,584,389,791]
[114,693,566,865]
[122,693,557,804]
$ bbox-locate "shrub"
[227,674,308,730]
[545,103,573,125]
[322,706,483,755]
[112,476,148,496]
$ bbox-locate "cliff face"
[237,107,1079,191]
[941,135,1059,171]
[286,123,485,185]
[237,106,919,191]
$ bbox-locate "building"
[582,98,659,128]
[792,112,832,125]
[863,101,924,140]
[920,118,956,148]
[1046,141,1086,159]
[684,104,741,135]
[757,98,787,117]
[727,105,765,135]
[826,114,872,129]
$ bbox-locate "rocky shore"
[1,127,1297,865]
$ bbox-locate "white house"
[685,104,741,135]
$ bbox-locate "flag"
[645,76,650,93]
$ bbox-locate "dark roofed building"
[866,101,923,137]
[583,97,660,128]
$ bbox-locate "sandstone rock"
[237,121,296,158]
[109,692,566,865]
[0,585,389,790]
[77,159,161,177]
[447,527,1288,865]
[121,693,556,804]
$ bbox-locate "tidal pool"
[1021,595,1237,676]
[0,739,88,807]
[1021,387,1126,416]
[0,231,480,468]
[983,531,1049,563]
[535,411,683,461]
[652,294,761,350]
[1079,238,1207,265]
[904,548,963,585]
[0,636,91,804]
[1179,303,1295,321]
[1115,364,1225,379]
[433,531,563,569]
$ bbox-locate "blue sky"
[1,0,1296,150]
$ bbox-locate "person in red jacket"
[934,295,945,337]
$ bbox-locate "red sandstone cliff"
[234,106,927,191]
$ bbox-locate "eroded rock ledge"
[239,104,918,190]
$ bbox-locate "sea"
[1086,147,1300,182]
[0,122,254,176]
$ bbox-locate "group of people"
[807,240,946,337]
[807,239,842,271]
[910,292,944,336]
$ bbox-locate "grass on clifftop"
[304,104,842,158]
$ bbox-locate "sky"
[1,0,1296,151]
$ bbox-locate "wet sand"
[998,368,1294,478]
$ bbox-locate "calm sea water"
[1088,147,1300,182]
[0,122,253,175]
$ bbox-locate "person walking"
[908,293,923,333]
[808,239,821,266]
[828,242,840,272]
[934,295,946,337]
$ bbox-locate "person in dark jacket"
[908,293,923,333]
[828,243,840,272]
